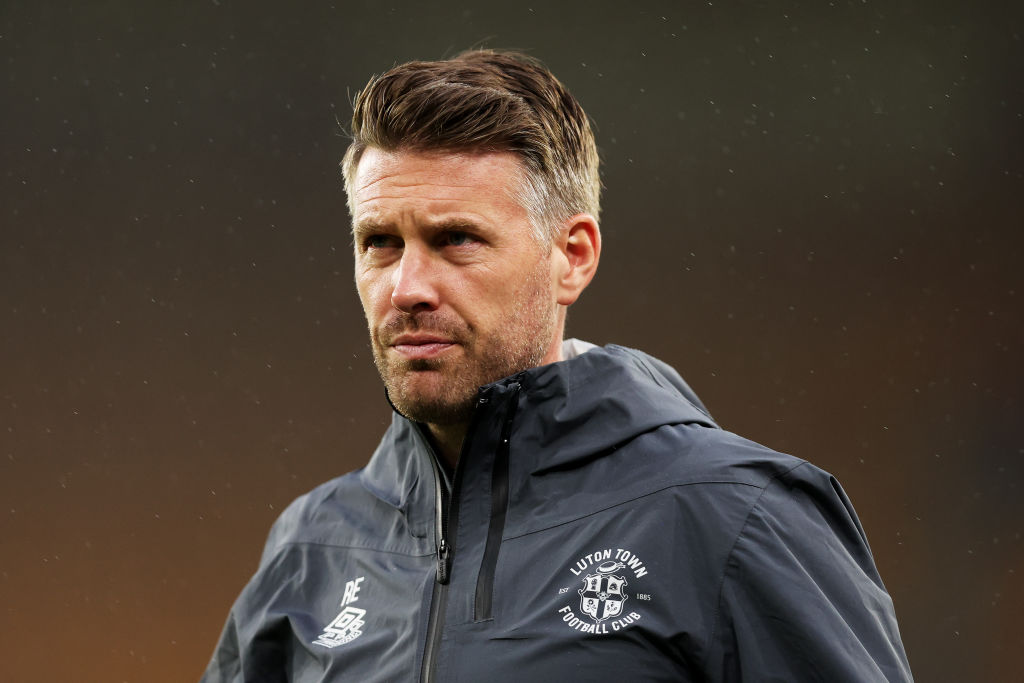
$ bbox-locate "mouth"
[389,334,459,361]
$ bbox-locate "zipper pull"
[436,538,452,585]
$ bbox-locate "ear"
[552,213,601,307]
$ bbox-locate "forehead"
[351,148,527,224]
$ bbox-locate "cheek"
[356,276,389,321]
[466,276,536,327]
[451,274,506,317]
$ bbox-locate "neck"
[424,333,568,468]
[425,422,468,470]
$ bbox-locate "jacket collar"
[360,343,717,507]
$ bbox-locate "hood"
[512,344,718,474]
[359,342,717,508]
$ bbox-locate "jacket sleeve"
[704,462,913,682]
[199,613,243,683]
[198,500,302,683]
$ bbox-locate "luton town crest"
[578,561,628,623]
[557,547,649,634]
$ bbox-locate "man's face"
[351,148,562,426]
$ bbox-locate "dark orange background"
[2,2,1021,681]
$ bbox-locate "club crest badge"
[579,561,628,622]
[556,547,652,635]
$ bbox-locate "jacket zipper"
[473,382,519,621]
[419,393,489,683]
[419,449,451,683]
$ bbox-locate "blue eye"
[365,234,396,250]
[444,231,475,247]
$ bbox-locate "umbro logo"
[313,576,367,648]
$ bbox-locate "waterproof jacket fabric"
[202,344,912,682]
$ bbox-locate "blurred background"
[2,1,1021,681]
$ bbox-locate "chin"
[389,374,475,425]
[394,396,475,426]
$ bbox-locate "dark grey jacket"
[202,344,912,682]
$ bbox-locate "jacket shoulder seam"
[502,478,765,541]
[701,459,809,672]
[266,539,434,558]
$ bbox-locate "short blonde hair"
[341,50,601,244]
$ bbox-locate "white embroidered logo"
[313,576,366,648]
[556,548,650,635]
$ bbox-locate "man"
[202,50,912,682]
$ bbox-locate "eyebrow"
[351,217,485,237]
[351,219,386,237]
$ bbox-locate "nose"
[390,245,440,313]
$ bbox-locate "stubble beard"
[370,263,557,426]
